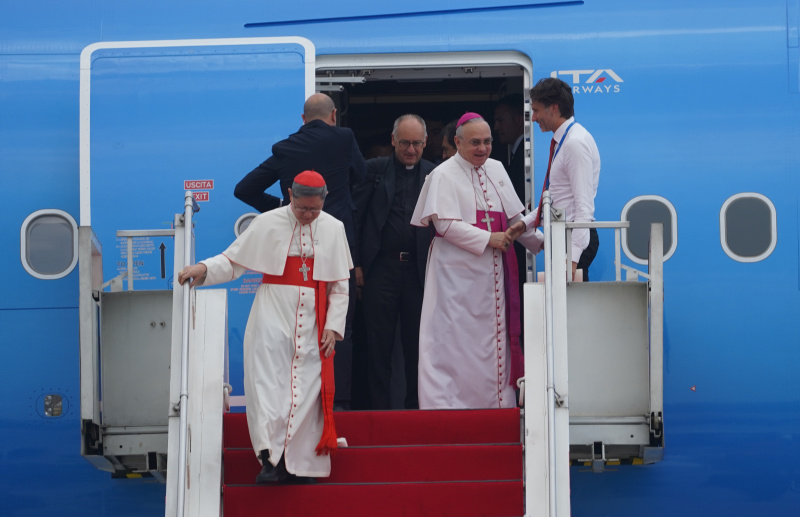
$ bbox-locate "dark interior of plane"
[315,63,525,408]
[317,65,525,165]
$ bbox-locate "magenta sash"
[472,210,524,387]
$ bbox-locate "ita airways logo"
[550,69,623,94]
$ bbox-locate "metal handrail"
[176,191,198,517]
[564,220,630,281]
[541,190,558,517]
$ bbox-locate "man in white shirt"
[512,78,600,280]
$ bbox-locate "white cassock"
[411,153,543,409]
[200,206,352,477]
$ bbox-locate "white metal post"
[175,191,195,517]
[541,192,557,517]
[548,219,571,516]
[523,282,549,517]
[648,223,664,446]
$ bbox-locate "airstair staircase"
[223,409,523,517]
[79,192,665,517]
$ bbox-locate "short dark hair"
[530,78,574,119]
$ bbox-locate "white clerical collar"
[454,151,481,171]
[553,117,575,141]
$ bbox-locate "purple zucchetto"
[456,112,483,128]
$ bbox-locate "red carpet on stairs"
[222,409,524,517]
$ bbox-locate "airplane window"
[234,213,258,237]
[621,196,677,265]
[21,209,78,279]
[720,193,776,262]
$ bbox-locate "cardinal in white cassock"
[178,170,352,484]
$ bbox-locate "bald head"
[302,93,337,126]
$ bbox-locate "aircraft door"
[78,37,316,475]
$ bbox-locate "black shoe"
[255,455,288,484]
[283,474,317,485]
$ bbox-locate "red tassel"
[509,343,524,388]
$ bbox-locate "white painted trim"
[234,212,260,238]
[719,192,777,263]
[20,209,79,280]
[79,37,316,227]
[621,195,677,265]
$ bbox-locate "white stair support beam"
[523,282,549,517]
[176,191,195,517]
[165,213,187,517]
[78,226,106,463]
[648,223,665,438]
[549,219,571,517]
[185,289,228,517]
[540,191,557,517]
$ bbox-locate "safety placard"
[184,180,214,190]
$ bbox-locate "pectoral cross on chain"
[299,263,310,281]
[481,213,494,225]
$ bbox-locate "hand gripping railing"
[176,191,199,517]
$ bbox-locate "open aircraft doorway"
[316,52,534,410]
[316,52,531,176]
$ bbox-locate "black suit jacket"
[353,156,435,285]
[234,119,367,251]
[507,143,526,208]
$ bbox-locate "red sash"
[262,256,337,456]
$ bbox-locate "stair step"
[224,408,521,448]
[224,443,522,484]
[223,480,523,517]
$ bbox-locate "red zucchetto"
[293,170,326,187]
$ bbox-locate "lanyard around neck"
[547,121,575,188]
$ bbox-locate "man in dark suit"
[353,114,435,410]
[494,94,526,206]
[235,93,367,410]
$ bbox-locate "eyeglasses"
[397,140,425,149]
[292,201,323,214]
[466,138,493,147]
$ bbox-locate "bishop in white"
[411,114,543,409]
